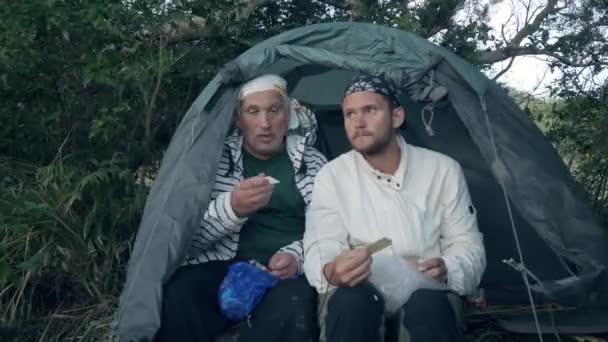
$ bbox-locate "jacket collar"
[354,135,408,191]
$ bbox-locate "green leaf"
[16,253,45,272]
[11,223,31,234]
[0,260,12,285]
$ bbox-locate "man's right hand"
[323,247,372,287]
[231,174,274,218]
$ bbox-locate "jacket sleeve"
[303,166,350,293]
[440,161,487,295]
[187,189,247,260]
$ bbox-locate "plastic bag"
[218,261,279,322]
[368,253,448,315]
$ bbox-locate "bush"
[0,155,147,340]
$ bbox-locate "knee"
[272,278,317,310]
[162,272,197,316]
[162,287,186,318]
[404,289,455,322]
[267,278,317,319]
[328,282,384,317]
[263,278,317,335]
[408,289,452,310]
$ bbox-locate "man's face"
[237,90,290,159]
[342,91,404,156]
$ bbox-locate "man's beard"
[353,128,394,157]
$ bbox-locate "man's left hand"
[268,253,298,279]
[418,257,448,283]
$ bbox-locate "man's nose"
[258,112,271,128]
[354,113,366,128]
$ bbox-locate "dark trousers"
[156,260,317,342]
[325,282,461,342]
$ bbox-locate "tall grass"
[0,155,147,341]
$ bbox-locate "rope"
[421,105,436,136]
[479,95,545,342]
[502,258,545,292]
[421,70,436,136]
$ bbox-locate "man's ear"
[235,112,244,131]
[234,100,243,130]
[392,106,405,129]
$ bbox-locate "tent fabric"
[114,22,608,341]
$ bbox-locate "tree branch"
[593,170,608,211]
[492,57,516,80]
[557,65,598,98]
[500,11,515,44]
[423,25,446,39]
[474,46,540,63]
[474,45,608,67]
[516,66,549,107]
[548,51,607,68]
[421,12,461,38]
[158,0,272,45]
[509,0,558,47]
[161,16,210,45]
[349,0,373,21]
[315,0,352,10]
[316,0,371,20]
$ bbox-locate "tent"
[114,22,608,341]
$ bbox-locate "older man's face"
[237,90,290,159]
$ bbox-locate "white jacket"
[303,136,486,295]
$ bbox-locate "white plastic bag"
[368,253,448,315]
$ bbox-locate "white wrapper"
[368,253,448,315]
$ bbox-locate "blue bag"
[218,261,279,322]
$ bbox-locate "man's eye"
[270,106,280,113]
[367,107,377,114]
[247,108,259,114]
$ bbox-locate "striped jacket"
[184,129,327,274]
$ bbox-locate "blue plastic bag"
[218,261,279,322]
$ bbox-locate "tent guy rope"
[479,95,545,342]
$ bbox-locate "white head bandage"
[239,74,287,99]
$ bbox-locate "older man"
[303,74,486,342]
[156,74,326,342]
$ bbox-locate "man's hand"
[418,257,448,283]
[231,174,274,218]
[268,253,298,279]
[403,257,419,268]
[323,248,372,287]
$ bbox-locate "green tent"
[114,22,608,341]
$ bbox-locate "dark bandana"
[343,74,401,107]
